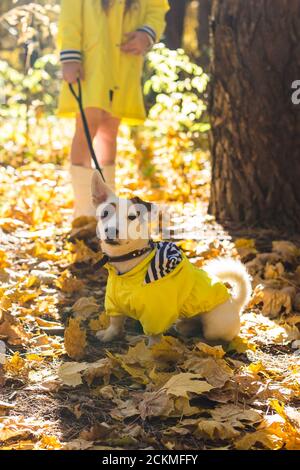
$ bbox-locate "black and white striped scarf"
[144,242,183,284]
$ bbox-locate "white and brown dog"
[91,171,252,346]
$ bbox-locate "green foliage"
[143,44,210,136]
[0,54,59,120]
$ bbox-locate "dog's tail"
[204,258,252,310]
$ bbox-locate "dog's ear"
[91,170,112,207]
[131,196,153,213]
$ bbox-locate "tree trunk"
[165,0,188,49]
[209,0,300,231]
[197,0,212,70]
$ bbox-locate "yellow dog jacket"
[105,242,230,336]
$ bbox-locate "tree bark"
[209,0,300,231]
[197,0,212,70]
[165,0,188,49]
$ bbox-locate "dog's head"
[92,171,153,256]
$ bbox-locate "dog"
[91,171,252,346]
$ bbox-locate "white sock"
[70,165,95,218]
[102,164,116,192]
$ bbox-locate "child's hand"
[62,62,84,83]
[121,31,152,55]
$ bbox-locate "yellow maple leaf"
[26,354,44,362]
[228,336,256,353]
[66,240,102,264]
[0,250,10,269]
[196,342,225,358]
[29,241,59,261]
[36,435,62,450]
[64,318,87,360]
[234,239,257,260]
[55,270,84,293]
[4,352,27,376]
[0,312,30,345]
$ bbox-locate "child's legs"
[94,112,121,166]
[70,107,120,167]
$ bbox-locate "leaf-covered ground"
[1,131,300,450]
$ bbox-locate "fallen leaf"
[182,356,233,387]
[36,435,62,450]
[196,342,225,358]
[64,317,87,360]
[55,270,84,293]
[4,352,27,376]
[228,336,256,353]
[72,297,100,319]
[196,419,239,440]
[162,373,213,398]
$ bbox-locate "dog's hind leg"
[175,315,203,337]
[201,299,241,342]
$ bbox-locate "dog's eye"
[128,214,137,221]
[101,210,109,219]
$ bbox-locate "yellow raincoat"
[57,0,169,124]
[105,246,230,336]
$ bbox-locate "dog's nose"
[105,227,119,239]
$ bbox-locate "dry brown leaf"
[162,372,213,398]
[110,399,140,421]
[210,405,262,426]
[58,358,113,387]
[196,419,239,440]
[69,216,97,241]
[235,428,283,450]
[83,358,112,385]
[55,270,84,293]
[234,238,257,260]
[150,336,187,363]
[196,342,225,358]
[63,439,94,450]
[0,312,30,346]
[80,422,113,442]
[264,262,285,280]
[182,356,233,388]
[272,241,300,261]
[0,416,51,443]
[72,296,100,319]
[138,390,174,419]
[139,392,200,420]
[251,285,296,318]
[57,362,88,387]
[64,317,87,360]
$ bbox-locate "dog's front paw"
[96,327,121,343]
